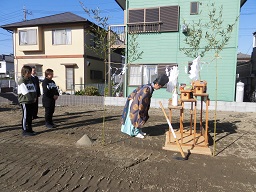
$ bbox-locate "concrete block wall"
[104,97,256,112]
[1,93,256,112]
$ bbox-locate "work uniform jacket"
[42,78,59,107]
[121,83,154,128]
[17,77,37,104]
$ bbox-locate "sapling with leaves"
[80,1,118,144]
[181,3,239,156]
[80,1,121,94]
[127,33,144,65]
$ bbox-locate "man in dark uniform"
[31,66,41,119]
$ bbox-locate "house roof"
[115,0,247,10]
[115,0,125,10]
[240,0,247,7]
[1,12,91,30]
[237,52,251,60]
[0,55,14,63]
[237,52,251,65]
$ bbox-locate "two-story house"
[0,54,14,78]
[115,0,247,102]
[1,12,122,94]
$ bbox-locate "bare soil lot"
[0,103,256,192]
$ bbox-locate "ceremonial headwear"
[153,74,169,86]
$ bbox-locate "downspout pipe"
[124,0,129,97]
[252,32,256,74]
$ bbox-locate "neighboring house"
[236,32,256,101]
[237,52,251,80]
[237,52,252,101]
[115,0,247,102]
[0,54,14,78]
[1,12,122,94]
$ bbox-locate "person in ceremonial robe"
[121,74,169,138]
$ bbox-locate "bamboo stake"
[159,101,185,158]
[213,55,218,156]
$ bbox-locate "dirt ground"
[0,103,256,192]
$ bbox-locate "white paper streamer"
[166,66,179,93]
[189,56,201,80]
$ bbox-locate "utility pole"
[23,6,32,21]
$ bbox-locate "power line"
[245,43,253,55]
[0,38,12,42]
[0,32,11,36]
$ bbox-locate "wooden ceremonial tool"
[159,101,187,159]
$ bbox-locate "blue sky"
[238,0,256,54]
[0,0,255,56]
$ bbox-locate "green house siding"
[126,0,241,101]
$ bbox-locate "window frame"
[90,70,103,80]
[89,32,96,47]
[190,2,199,15]
[35,65,43,77]
[19,29,37,45]
[65,66,75,90]
[52,29,72,45]
[187,62,193,74]
[128,64,177,87]
[23,64,43,77]
[128,6,179,33]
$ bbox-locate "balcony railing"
[108,22,161,49]
[109,25,125,49]
[128,21,162,33]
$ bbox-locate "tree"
[80,1,119,145]
[181,3,238,156]
[181,3,238,59]
[80,1,119,96]
[127,33,144,65]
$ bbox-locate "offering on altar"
[192,80,207,94]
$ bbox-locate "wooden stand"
[193,93,210,146]
[163,96,212,156]
[162,130,212,155]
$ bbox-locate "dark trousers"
[32,97,39,118]
[21,103,33,132]
[43,97,55,125]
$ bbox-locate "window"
[128,6,179,33]
[35,65,43,77]
[90,70,103,80]
[23,64,42,76]
[19,29,37,45]
[52,29,72,45]
[129,65,143,85]
[66,67,74,90]
[187,62,192,74]
[89,32,96,47]
[128,64,177,86]
[143,65,158,84]
[160,6,179,32]
[190,2,199,15]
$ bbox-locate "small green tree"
[127,33,144,64]
[122,32,144,96]
[181,3,238,59]
[181,3,239,156]
[80,1,119,95]
[80,1,118,145]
